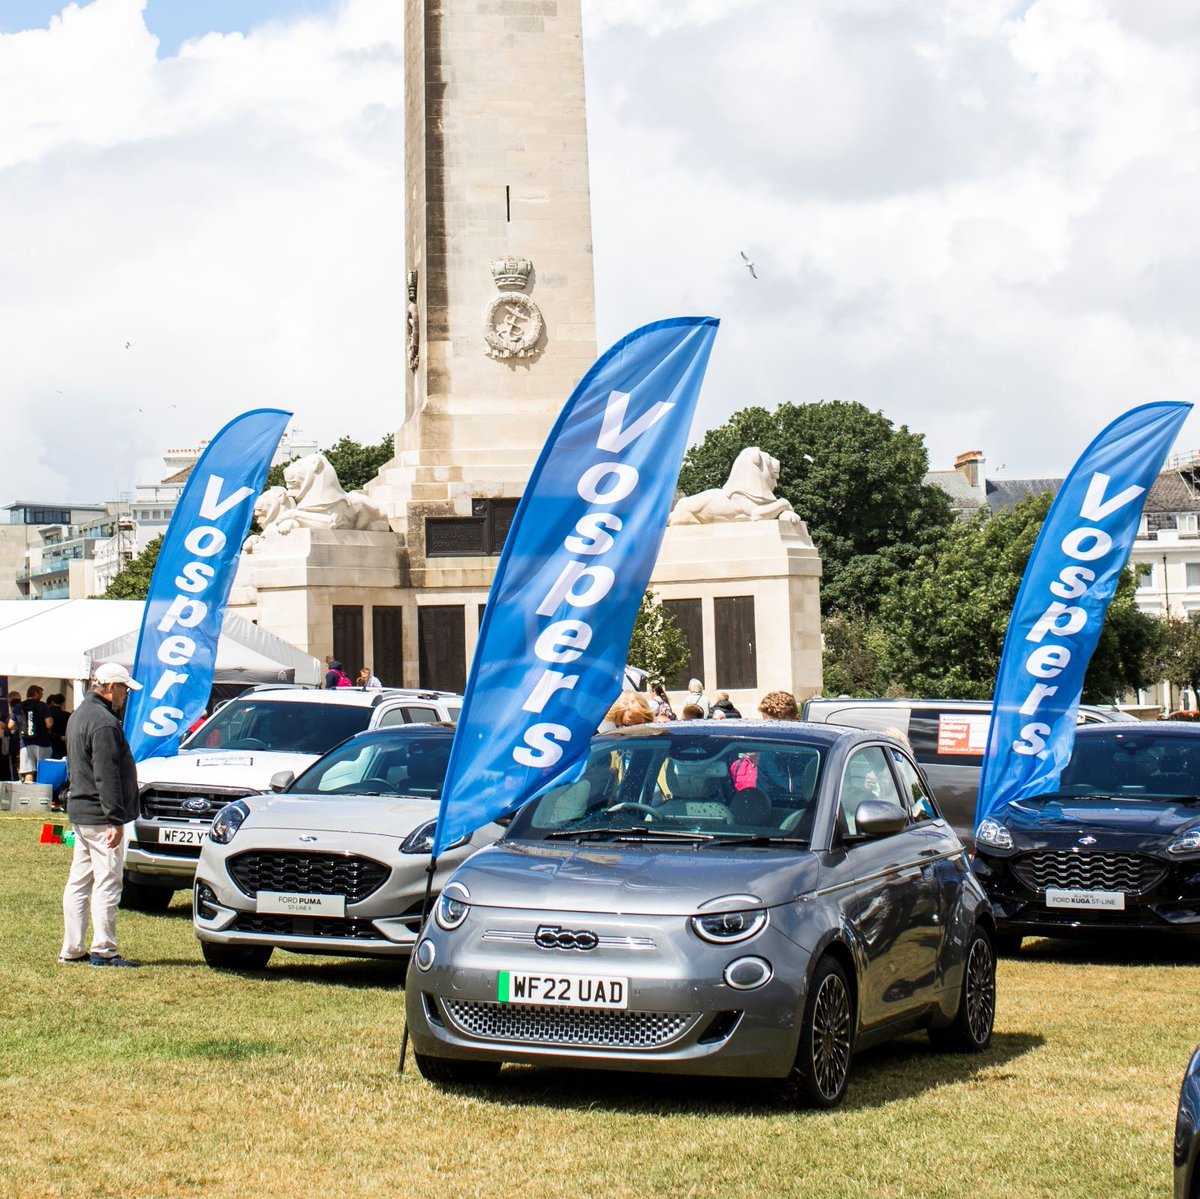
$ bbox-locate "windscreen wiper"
[699,834,809,847]
[543,826,714,842]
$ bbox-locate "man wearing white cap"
[59,662,144,967]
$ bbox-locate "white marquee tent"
[0,600,321,700]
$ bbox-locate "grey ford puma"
[405,722,996,1107]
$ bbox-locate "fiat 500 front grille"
[227,852,389,903]
[442,1000,697,1050]
[1012,851,1166,895]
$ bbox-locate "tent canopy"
[0,600,321,685]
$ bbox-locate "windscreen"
[507,734,825,843]
[1057,732,1200,800]
[290,732,452,797]
[183,700,373,756]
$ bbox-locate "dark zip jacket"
[66,692,138,826]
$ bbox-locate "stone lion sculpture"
[243,453,391,549]
[668,446,810,540]
[275,453,391,533]
[241,486,293,552]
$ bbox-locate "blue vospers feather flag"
[431,317,719,855]
[975,401,1191,828]
[123,408,291,762]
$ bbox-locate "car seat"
[729,785,770,826]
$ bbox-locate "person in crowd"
[60,663,143,968]
[758,690,799,721]
[0,691,12,782]
[5,690,22,781]
[20,684,53,782]
[648,682,675,720]
[600,692,654,731]
[681,704,705,720]
[357,666,382,690]
[47,693,70,760]
[324,657,340,689]
[710,691,742,719]
[686,679,710,717]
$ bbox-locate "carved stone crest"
[406,269,419,372]
[483,256,544,359]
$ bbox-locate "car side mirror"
[853,800,909,838]
[269,770,294,793]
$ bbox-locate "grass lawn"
[0,811,1196,1199]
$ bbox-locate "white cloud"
[584,0,1200,475]
[0,0,404,500]
[3,0,1200,507]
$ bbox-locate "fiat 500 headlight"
[975,818,1014,851]
[208,800,249,845]
[434,882,471,930]
[1167,827,1200,857]
[690,908,768,944]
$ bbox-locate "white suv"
[123,685,462,911]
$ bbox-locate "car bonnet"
[445,839,820,916]
[241,793,443,839]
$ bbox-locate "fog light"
[723,956,772,990]
[415,938,436,971]
[194,883,219,921]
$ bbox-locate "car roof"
[227,688,461,708]
[1074,721,1200,740]
[343,723,456,741]
[597,720,871,748]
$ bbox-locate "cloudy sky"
[3,0,1199,505]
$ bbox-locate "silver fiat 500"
[405,722,996,1107]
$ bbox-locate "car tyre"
[200,941,273,970]
[929,926,995,1053]
[119,878,175,913]
[414,1051,501,1086]
[780,955,854,1109]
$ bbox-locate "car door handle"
[893,866,922,881]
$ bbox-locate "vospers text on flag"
[431,317,720,856]
[123,408,291,762]
[975,401,1192,829]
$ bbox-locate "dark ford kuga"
[973,724,1200,948]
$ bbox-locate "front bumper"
[975,849,1200,938]
[404,911,808,1078]
[193,831,473,960]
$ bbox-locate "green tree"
[1153,614,1200,701]
[677,400,953,613]
[878,492,1160,700]
[265,433,394,494]
[626,591,690,687]
[821,608,897,697]
[101,535,163,600]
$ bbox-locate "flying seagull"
[739,251,757,279]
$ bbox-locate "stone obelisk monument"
[232,0,822,703]
[369,0,598,583]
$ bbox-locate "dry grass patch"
[0,813,1195,1198]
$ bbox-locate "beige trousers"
[61,824,125,959]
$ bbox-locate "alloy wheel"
[964,935,996,1046]
[811,971,852,1099]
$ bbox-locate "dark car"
[973,724,1200,949]
[1178,1045,1200,1199]
[800,697,1138,840]
[406,722,996,1108]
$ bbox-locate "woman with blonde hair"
[600,692,654,731]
